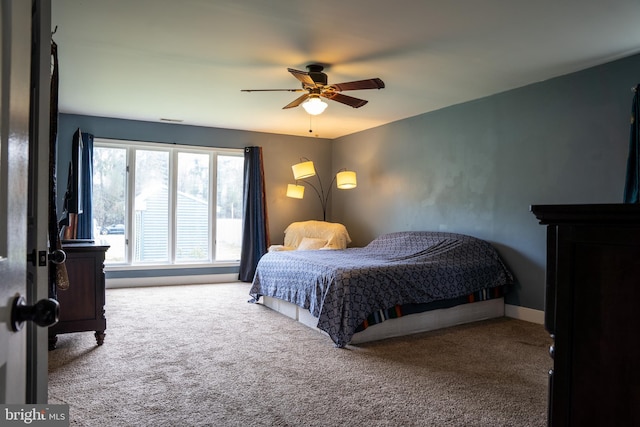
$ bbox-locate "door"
[0,0,33,403]
[27,0,53,404]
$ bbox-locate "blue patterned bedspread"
[249,231,513,347]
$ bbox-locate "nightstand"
[49,243,109,350]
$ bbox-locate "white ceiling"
[51,0,640,139]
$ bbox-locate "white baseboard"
[505,304,544,325]
[106,273,240,289]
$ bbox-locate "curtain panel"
[76,129,94,239]
[238,146,270,282]
[62,128,94,240]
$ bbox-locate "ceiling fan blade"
[283,93,310,109]
[329,78,385,92]
[321,92,368,108]
[241,89,305,92]
[288,68,317,88]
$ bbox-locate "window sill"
[104,261,239,272]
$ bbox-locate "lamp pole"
[298,173,339,222]
[289,158,354,221]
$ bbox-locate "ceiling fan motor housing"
[307,64,328,86]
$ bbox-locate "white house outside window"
[92,139,243,267]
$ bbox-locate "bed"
[249,230,513,347]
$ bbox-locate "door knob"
[10,295,60,332]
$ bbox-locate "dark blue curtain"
[623,84,640,203]
[238,146,270,282]
[77,130,94,239]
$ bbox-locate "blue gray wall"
[331,53,640,310]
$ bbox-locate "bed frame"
[260,296,504,344]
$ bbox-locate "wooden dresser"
[49,242,109,350]
[530,204,640,427]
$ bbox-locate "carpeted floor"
[48,282,551,426]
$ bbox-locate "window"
[92,139,243,266]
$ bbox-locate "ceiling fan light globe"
[302,97,328,115]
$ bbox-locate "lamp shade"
[336,170,357,189]
[286,184,305,199]
[292,160,316,180]
[302,96,328,115]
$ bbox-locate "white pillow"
[296,237,328,250]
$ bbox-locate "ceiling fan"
[241,64,385,115]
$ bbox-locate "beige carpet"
[48,282,551,426]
